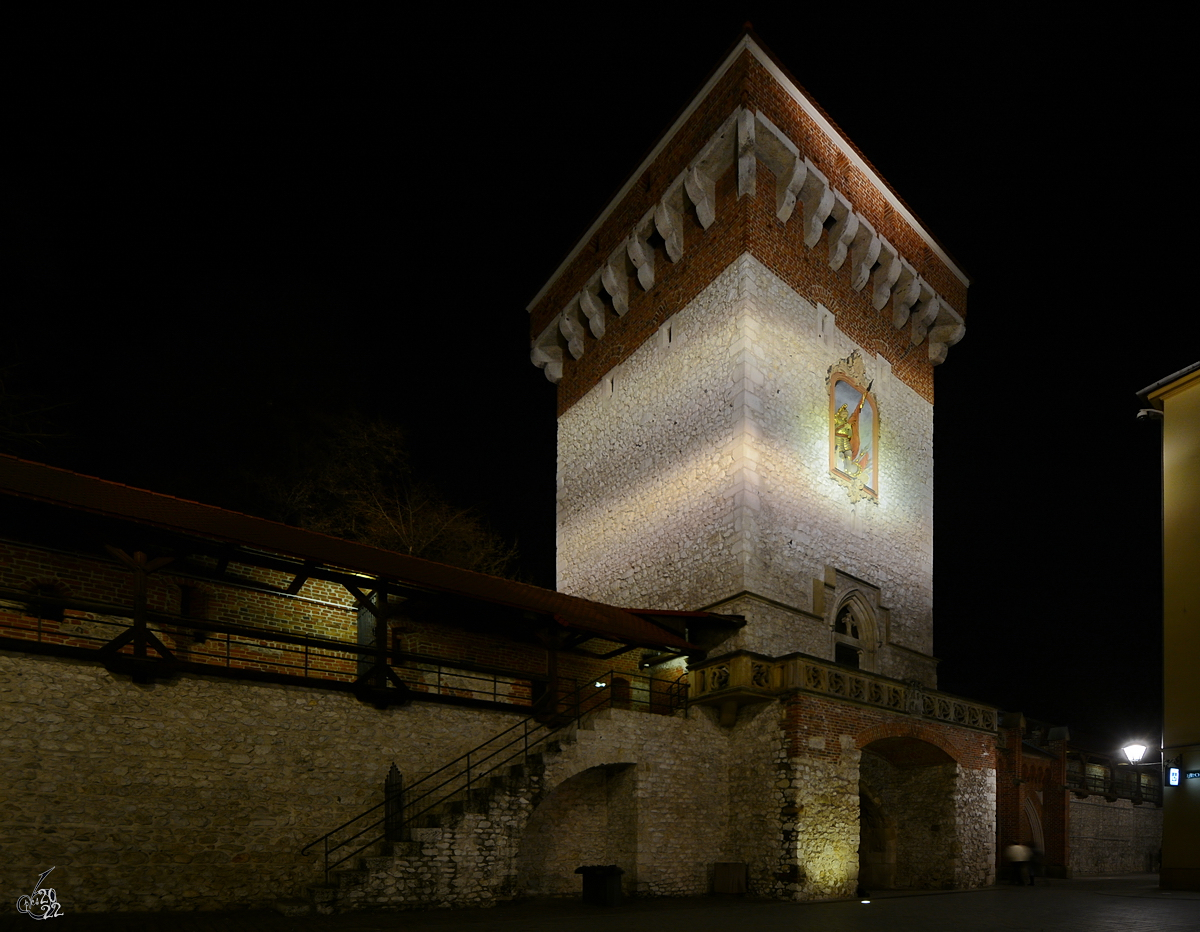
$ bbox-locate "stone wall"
[556,255,935,679]
[1,648,996,914]
[706,594,827,661]
[0,651,526,913]
[785,693,996,895]
[955,766,998,887]
[780,731,861,899]
[515,764,636,896]
[537,707,733,897]
[1069,797,1162,875]
[727,702,787,893]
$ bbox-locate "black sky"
[11,10,1191,751]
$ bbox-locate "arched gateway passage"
[515,763,637,897]
[859,736,958,889]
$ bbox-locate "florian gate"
[0,32,1011,914]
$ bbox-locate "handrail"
[300,670,687,880]
[0,597,542,706]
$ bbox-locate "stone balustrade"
[691,650,996,732]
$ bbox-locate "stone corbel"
[848,215,880,292]
[776,156,807,223]
[750,111,801,222]
[559,297,588,359]
[927,302,965,365]
[579,277,607,339]
[827,192,858,272]
[737,107,756,198]
[530,320,564,383]
[908,284,941,345]
[627,212,656,290]
[870,239,902,311]
[681,112,739,231]
[798,162,835,248]
[601,246,629,316]
[655,186,686,263]
[684,165,716,230]
[890,261,921,329]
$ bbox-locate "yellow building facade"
[1140,361,1200,890]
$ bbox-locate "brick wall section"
[995,723,1024,865]
[1041,737,1071,876]
[995,725,1072,877]
[531,50,966,415]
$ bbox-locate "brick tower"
[529,33,967,687]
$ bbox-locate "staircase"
[292,673,686,914]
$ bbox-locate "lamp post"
[1122,742,1149,803]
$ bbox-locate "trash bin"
[574,864,624,906]
[712,861,748,894]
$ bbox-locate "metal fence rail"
[0,590,543,706]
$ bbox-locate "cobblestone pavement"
[2,875,1197,932]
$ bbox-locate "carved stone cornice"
[690,649,997,733]
[530,106,965,384]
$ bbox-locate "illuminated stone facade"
[529,32,996,900]
[555,255,937,682]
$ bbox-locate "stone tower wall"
[557,254,934,668]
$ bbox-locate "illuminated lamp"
[1122,743,1148,764]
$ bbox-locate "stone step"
[299,715,605,913]
[271,896,313,917]
[379,840,422,857]
[332,867,368,891]
[307,883,337,916]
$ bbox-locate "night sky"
[11,11,1190,752]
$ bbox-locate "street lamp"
[1122,743,1151,804]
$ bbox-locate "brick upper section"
[529,41,968,413]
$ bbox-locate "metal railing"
[1066,764,1162,805]
[300,670,688,881]
[0,592,542,706]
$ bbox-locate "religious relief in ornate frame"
[827,353,878,502]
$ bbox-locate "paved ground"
[2,875,1197,932]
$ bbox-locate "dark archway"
[515,763,636,897]
[858,786,896,889]
[859,737,957,889]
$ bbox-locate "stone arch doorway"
[858,736,957,889]
[515,763,637,897]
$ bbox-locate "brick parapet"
[783,692,996,770]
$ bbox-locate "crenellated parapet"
[531,104,965,384]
